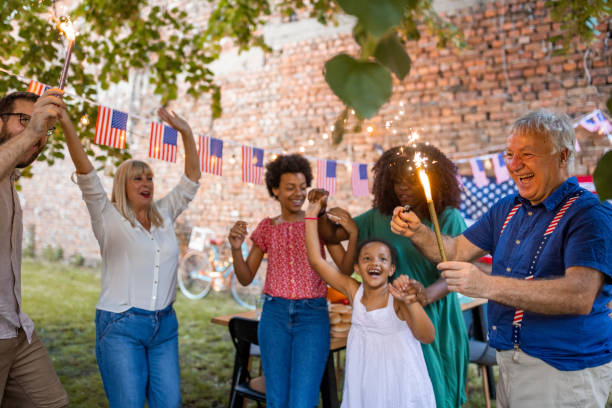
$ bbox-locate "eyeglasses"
[0,112,31,127]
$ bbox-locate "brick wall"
[19,0,612,263]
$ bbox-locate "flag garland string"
[2,68,610,195]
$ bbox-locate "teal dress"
[354,207,469,408]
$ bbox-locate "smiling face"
[355,242,396,290]
[393,174,423,207]
[505,131,568,206]
[272,172,307,214]
[125,167,154,211]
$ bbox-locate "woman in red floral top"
[229,154,356,408]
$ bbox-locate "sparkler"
[417,168,447,262]
[55,16,76,90]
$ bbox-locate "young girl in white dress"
[305,195,436,408]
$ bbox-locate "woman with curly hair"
[319,143,469,408]
[228,154,356,408]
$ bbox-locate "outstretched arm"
[158,108,200,182]
[390,206,486,262]
[326,208,358,276]
[305,197,357,300]
[389,275,435,344]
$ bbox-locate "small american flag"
[27,80,50,96]
[94,106,128,149]
[241,145,264,184]
[469,158,489,187]
[492,152,510,183]
[460,176,518,222]
[576,175,596,194]
[149,122,177,162]
[352,162,369,197]
[198,134,223,176]
[317,159,337,195]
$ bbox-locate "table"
[211,310,346,408]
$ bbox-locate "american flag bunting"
[469,158,489,187]
[94,106,128,149]
[149,122,178,162]
[198,134,223,176]
[492,152,510,184]
[351,162,369,197]
[241,145,264,184]
[27,80,50,96]
[317,159,337,195]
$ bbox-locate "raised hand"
[228,221,248,250]
[390,206,423,238]
[327,207,357,237]
[307,188,328,213]
[29,88,66,137]
[158,107,192,135]
[307,189,328,216]
[389,275,419,305]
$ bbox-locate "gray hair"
[511,109,575,171]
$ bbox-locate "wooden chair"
[228,317,266,408]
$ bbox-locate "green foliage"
[593,150,612,201]
[0,0,220,176]
[546,0,610,53]
[325,54,392,118]
[374,32,412,80]
[42,244,64,262]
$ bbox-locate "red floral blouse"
[250,217,327,299]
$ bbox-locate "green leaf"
[593,150,612,201]
[324,53,392,118]
[336,0,405,37]
[374,32,411,80]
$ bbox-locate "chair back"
[228,317,259,385]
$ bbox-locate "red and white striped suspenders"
[499,194,580,362]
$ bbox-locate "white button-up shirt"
[77,171,199,312]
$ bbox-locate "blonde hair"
[111,160,164,228]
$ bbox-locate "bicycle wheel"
[178,250,212,299]
[231,256,268,309]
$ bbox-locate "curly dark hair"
[371,144,461,221]
[264,154,313,199]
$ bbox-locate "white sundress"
[341,284,436,408]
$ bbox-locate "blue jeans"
[258,295,330,408]
[95,305,181,408]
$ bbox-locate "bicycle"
[177,227,267,309]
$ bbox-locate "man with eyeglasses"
[390,110,612,407]
[0,89,69,407]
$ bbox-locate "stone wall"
[19,0,612,263]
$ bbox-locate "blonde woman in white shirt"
[61,107,200,408]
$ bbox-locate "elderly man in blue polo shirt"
[390,109,612,407]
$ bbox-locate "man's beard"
[0,124,44,168]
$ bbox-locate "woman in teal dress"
[319,144,469,407]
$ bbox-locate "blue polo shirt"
[464,177,612,371]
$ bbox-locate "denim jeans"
[258,295,330,408]
[95,304,181,408]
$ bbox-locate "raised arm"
[157,108,200,182]
[390,206,486,262]
[228,221,265,286]
[325,208,358,276]
[0,89,64,180]
[305,197,357,299]
[60,108,94,174]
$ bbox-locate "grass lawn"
[21,259,612,407]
